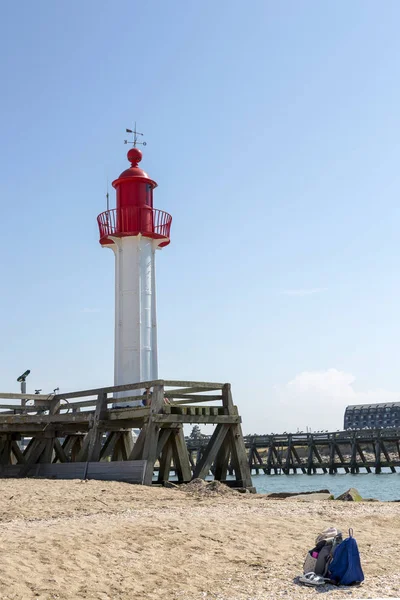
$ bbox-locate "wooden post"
[266,443,273,475]
[87,391,108,462]
[170,427,192,483]
[307,439,314,475]
[221,386,253,488]
[221,383,234,411]
[284,435,292,474]
[329,437,336,474]
[374,435,381,474]
[213,435,231,481]
[141,384,164,485]
[350,436,358,474]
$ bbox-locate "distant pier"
[188,429,400,475]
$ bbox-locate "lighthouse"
[97,138,171,403]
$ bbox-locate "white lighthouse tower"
[97,141,171,402]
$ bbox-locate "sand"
[0,479,398,600]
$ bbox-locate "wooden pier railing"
[0,380,254,490]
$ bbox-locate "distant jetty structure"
[187,430,400,475]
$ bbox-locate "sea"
[252,470,400,501]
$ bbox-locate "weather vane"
[124,122,147,147]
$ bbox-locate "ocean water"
[252,471,400,501]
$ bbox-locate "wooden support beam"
[53,380,165,401]
[350,438,358,474]
[111,433,124,461]
[284,436,292,474]
[158,437,173,483]
[221,383,234,409]
[87,391,108,462]
[164,381,224,389]
[120,432,135,460]
[76,433,91,462]
[40,437,55,464]
[356,443,372,473]
[253,448,268,474]
[0,392,52,401]
[291,445,307,474]
[265,445,273,475]
[22,437,36,461]
[334,442,350,473]
[11,440,26,464]
[62,435,82,460]
[0,412,92,426]
[329,440,337,474]
[153,414,240,424]
[156,428,172,458]
[165,394,223,403]
[164,387,221,397]
[170,428,192,483]
[271,444,282,474]
[228,421,253,488]
[193,424,230,479]
[99,432,118,460]
[312,444,328,474]
[53,438,68,463]
[107,407,150,421]
[380,439,396,473]
[19,439,47,477]
[142,385,164,485]
[213,435,231,481]
[129,426,147,460]
[0,438,12,466]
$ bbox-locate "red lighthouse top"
[97,145,171,248]
[114,148,157,186]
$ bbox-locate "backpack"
[303,527,342,577]
[328,529,364,586]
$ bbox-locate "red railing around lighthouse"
[97,207,172,247]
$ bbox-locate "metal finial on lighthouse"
[124,122,147,147]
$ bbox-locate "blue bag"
[329,529,364,586]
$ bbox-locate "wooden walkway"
[187,430,400,475]
[0,380,254,490]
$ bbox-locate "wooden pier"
[188,430,400,475]
[0,380,254,490]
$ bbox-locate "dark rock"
[336,487,363,501]
[266,489,330,499]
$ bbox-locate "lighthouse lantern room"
[97,143,172,403]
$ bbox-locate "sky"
[1,1,400,434]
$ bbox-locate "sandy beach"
[0,479,398,600]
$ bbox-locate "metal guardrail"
[97,207,172,244]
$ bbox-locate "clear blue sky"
[1,1,400,433]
